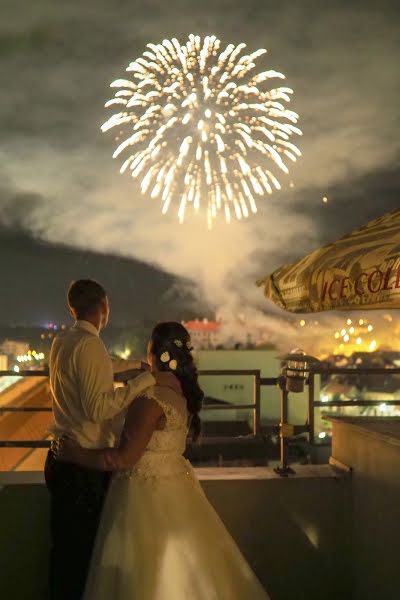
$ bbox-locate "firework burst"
[102,34,302,227]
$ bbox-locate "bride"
[56,321,270,599]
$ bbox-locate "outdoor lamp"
[282,349,318,393]
[275,349,319,476]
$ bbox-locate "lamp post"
[275,349,319,477]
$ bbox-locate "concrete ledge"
[196,464,342,479]
[0,470,45,486]
[326,416,400,447]
[0,464,344,486]
[329,456,352,473]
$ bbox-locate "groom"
[45,279,180,600]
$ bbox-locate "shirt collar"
[73,320,100,337]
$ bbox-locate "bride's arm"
[56,396,164,471]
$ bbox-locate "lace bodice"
[116,386,193,483]
[145,386,189,454]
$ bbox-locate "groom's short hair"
[67,279,107,319]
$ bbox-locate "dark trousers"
[45,450,111,600]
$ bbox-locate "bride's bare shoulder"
[151,386,187,418]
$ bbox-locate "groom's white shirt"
[48,319,155,448]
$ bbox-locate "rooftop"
[2,418,400,599]
[183,318,221,331]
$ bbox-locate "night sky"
[1,0,399,326]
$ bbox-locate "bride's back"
[119,385,191,484]
[145,385,189,455]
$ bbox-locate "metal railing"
[199,369,265,436]
[307,365,400,445]
[0,369,271,448]
[0,366,399,450]
[0,370,51,449]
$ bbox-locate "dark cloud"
[0,224,205,326]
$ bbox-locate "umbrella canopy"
[257,209,400,313]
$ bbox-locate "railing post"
[253,371,261,436]
[274,377,295,476]
[308,371,315,446]
[280,386,289,470]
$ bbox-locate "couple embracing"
[45,279,269,599]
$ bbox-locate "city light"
[16,350,45,363]
[325,314,395,358]
[46,322,66,331]
[116,348,131,360]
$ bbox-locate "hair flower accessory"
[186,341,193,350]
[160,351,170,363]
[169,359,178,370]
[174,339,183,348]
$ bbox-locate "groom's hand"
[114,365,150,383]
[125,360,151,371]
[112,358,151,375]
[53,436,80,463]
[155,372,182,395]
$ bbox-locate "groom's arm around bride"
[44,279,179,600]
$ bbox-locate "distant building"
[0,339,29,357]
[183,318,222,350]
[0,355,8,371]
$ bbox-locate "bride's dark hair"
[150,321,203,441]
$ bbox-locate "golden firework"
[102,35,302,226]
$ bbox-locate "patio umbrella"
[257,209,400,313]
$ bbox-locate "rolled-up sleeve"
[75,335,155,423]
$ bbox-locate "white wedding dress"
[84,387,270,600]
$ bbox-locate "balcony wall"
[329,417,400,600]
[0,466,351,600]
